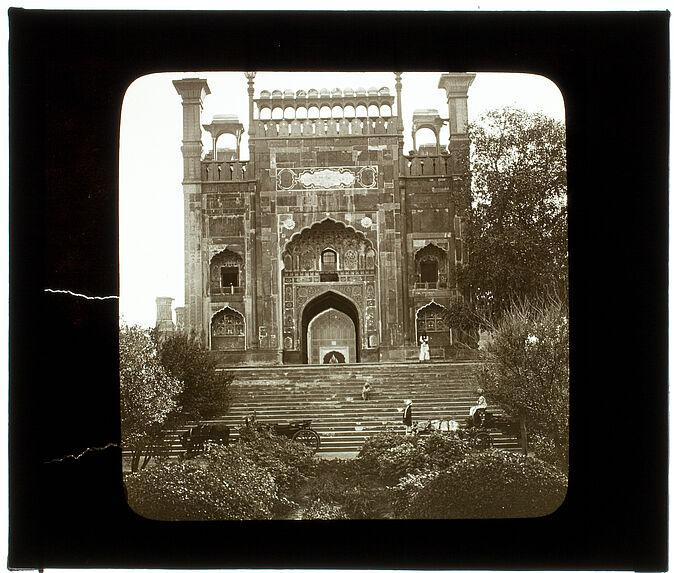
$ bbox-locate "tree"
[477,297,569,471]
[119,324,183,471]
[461,107,567,319]
[153,330,233,424]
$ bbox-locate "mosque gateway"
[171,72,475,365]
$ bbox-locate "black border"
[9,10,669,570]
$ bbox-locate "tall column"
[244,72,259,347]
[438,73,475,298]
[155,297,176,334]
[173,78,210,341]
[394,72,404,134]
[438,72,475,152]
[245,72,256,140]
[393,73,410,345]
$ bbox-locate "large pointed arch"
[301,290,360,363]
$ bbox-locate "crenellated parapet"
[255,86,394,116]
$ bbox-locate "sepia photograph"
[119,70,569,520]
[9,9,667,569]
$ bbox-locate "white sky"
[120,71,565,328]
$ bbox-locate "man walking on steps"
[403,399,413,435]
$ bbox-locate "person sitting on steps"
[469,389,488,427]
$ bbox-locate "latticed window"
[211,309,245,350]
[417,305,448,332]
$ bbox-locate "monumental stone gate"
[171,72,475,366]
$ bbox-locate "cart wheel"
[474,431,493,450]
[293,429,320,454]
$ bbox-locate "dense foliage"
[125,426,568,520]
[125,432,314,520]
[406,449,568,519]
[358,430,470,484]
[153,330,233,424]
[125,443,283,520]
[119,325,182,449]
[478,297,569,471]
[461,107,567,319]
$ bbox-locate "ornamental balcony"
[209,283,245,303]
[411,284,461,299]
[201,160,250,182]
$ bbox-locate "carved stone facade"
[173,72,475,365]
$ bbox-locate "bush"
[358,431,471,484]
[406,449,568,519]
[299,458,391,519]
[390,469,441,517]
[233,425,315,498]
[302,500,348,520]
[530,431,568,474]
[124,444,283,520]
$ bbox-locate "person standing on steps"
[362,381,371,401]
[418,335,430,362]
[403,399,413,434]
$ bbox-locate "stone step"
[126,361,520,456]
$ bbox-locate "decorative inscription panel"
[276,166,378,191]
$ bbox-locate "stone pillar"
[174,306,186,331]
[156,297,175,334]
[244,72,259,347]
[394,72,403,134]
[438,73,475,298]
[173,78,211,182]
[245,72,256,139]
[437,72,476,142]
[173,78,210,342]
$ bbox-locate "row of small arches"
[259,87,390,99]
[259,104,392,120]
[257,117,397,138]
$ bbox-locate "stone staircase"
[206,361,520,454]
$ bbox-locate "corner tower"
[173,78,210,341]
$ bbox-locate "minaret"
[394,72,404,135]
[438,72,476,293]
[244,72,259,345]
[155,297,175,336]
[437,72,476,161]
[173,78,210,341]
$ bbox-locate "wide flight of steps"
[210,361,520,454]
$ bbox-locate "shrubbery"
[125,429,315,520]
[125,427,567,521]
[300,458,392,519]
[358,430,471,484]
[125,443,284,520]
[235,424,315,498]
[302,500,348,520]
[405,449,568,519]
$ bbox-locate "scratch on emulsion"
[44,288,118,300]
[46,443,120,464]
